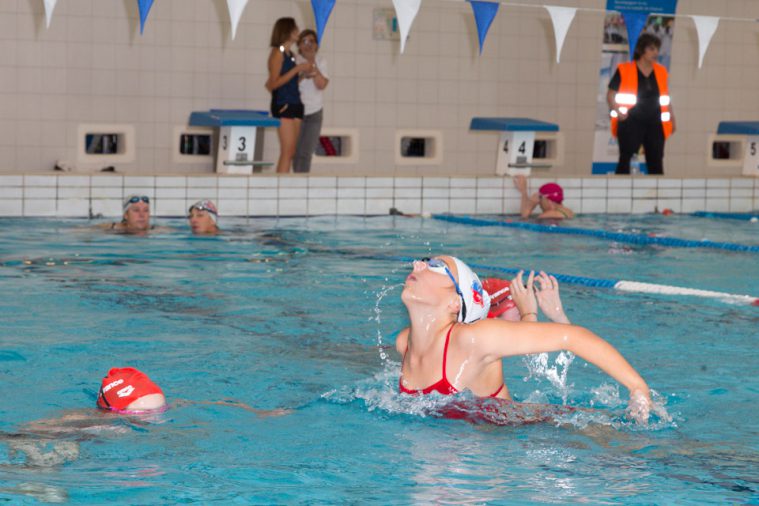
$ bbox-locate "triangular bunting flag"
[137,0,155,35]
[545,6,576,63]
[469,1,499,55]
[226,0,249,40]
[392,0,422,54]
[43,0,57,29]
[692,15,720,69]
[619,9,650,60]
[311,0,336,44]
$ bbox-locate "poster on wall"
[373,8,400,40]
[592,0,678,174]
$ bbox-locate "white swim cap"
[450,257,490,324]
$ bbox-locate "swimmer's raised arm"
[463,319,651,418]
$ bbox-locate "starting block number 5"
[745,136,759,176]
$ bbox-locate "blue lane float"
[386,255,759,306]
[432,214,759,253]
[691,211,759,221]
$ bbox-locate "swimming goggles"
[126,196,150,205]
[123,195,150,212]
[419,257,467,321]
[188,201,218,216]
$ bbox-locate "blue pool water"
[0,215,757,504]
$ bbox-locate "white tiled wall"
[0,174,756,218]
[0,1,758,177]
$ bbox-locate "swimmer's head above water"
[121,195,151,232]
[96,367,166,414]
[188,200,219,235]
[402,256,490,324]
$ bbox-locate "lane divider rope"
[432,214,759,253]
[388,256,759,306]
[692,211,759,221]
[468,263,759,307]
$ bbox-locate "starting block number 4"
[496,131,535,176]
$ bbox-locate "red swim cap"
[482,278,516,318]
[96,367,163,411]
[539,183,564,204]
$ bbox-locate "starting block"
[189,109,280,174]
[470,117,559,176]
[717,121,759,177]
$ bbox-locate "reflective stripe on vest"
[610,61,673,140]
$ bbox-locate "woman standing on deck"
[607,33,676,175]
[266,18,313,174]
[293,29,330,173]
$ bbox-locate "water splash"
[322,370,677,430]
[522,351,575,404]
[371,283,403,367]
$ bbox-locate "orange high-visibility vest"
[610,61,673,139]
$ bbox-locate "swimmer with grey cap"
[93,195,152,234]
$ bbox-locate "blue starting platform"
[470,117,559,176]
[189,109,280,174]
[717,121,759,176]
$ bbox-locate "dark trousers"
[293,109,324,173]
[616,118,665,175]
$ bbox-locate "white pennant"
[43,0,58,28]
[692,15,720,69]
[392,0,423,54]
[226,0,249,40]
[545,5,576,64]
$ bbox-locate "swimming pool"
[1,215,757,504]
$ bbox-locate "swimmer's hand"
[510,270,538,321]
[535,272,570,324]
[626,389,652,425]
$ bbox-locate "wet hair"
[270,17,298,48]
[298,29,318,47]
[633,33,662,61]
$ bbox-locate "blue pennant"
[311,0,336,44]
[137,0,154,35]
[620,9,650,60]
[469,1,500,55]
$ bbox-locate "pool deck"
[0,174,756,217]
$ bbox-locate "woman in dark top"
[607,33,676,175]
[266,18,314,174]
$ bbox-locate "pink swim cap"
[539,183,564,204]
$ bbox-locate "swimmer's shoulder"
[92,222,121,231]
[538,206,574,220]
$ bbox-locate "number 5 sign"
[744,136,759,177]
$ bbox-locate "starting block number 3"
[217,125,256,173]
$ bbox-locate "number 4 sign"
[496,131,535,176]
